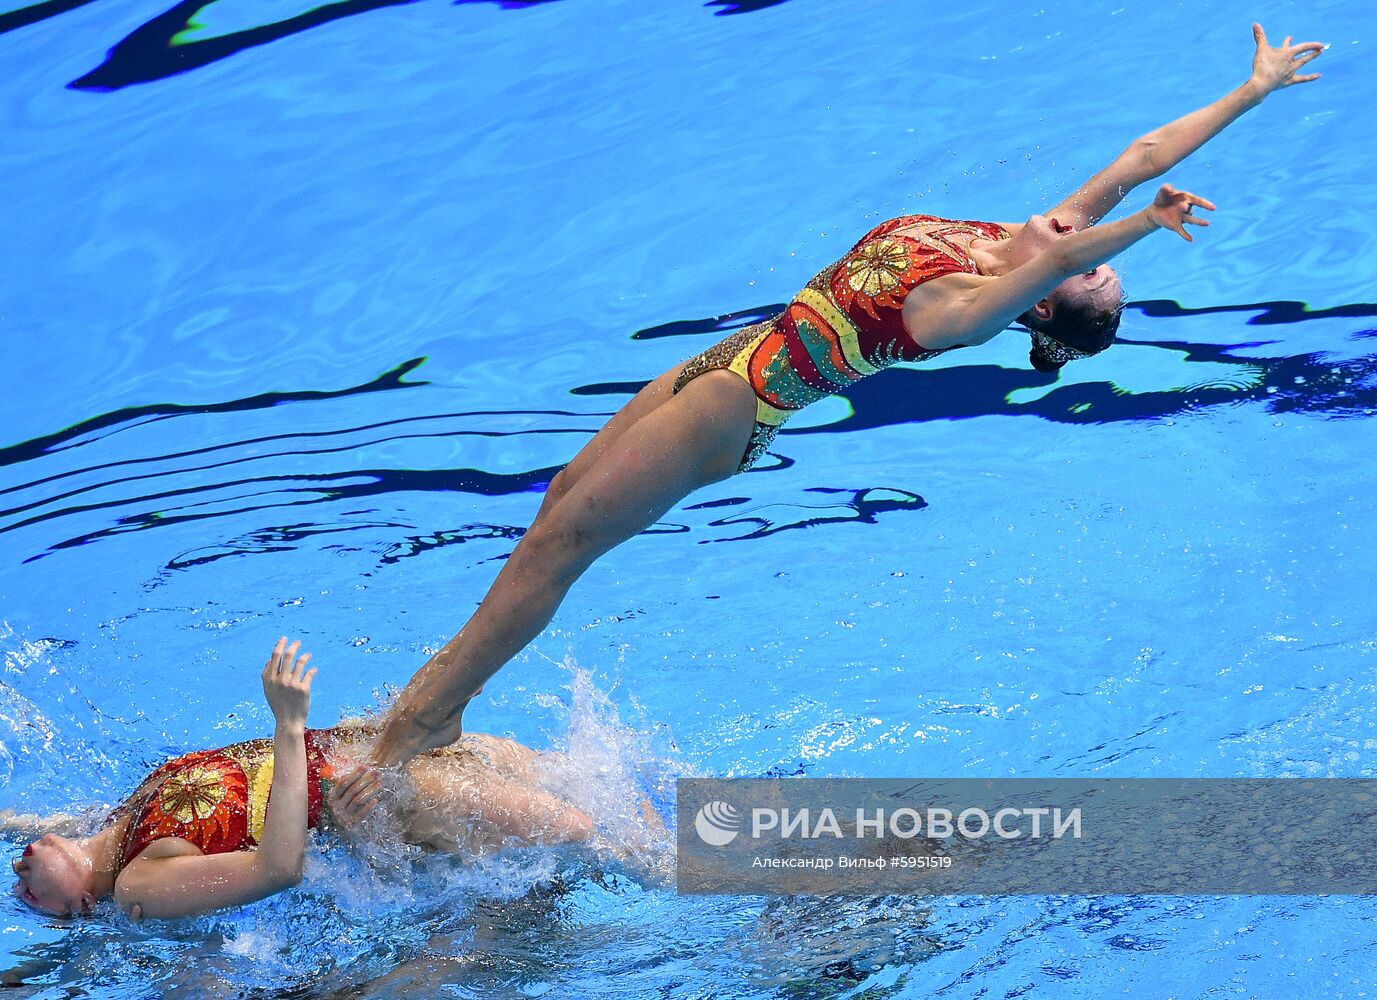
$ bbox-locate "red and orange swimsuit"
[111,730,336,871]
[672,214,1011,471]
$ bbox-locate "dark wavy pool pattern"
[2,0,796,91]
[3,299,1373,569]
[2,0,1374,996]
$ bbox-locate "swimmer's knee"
[517,515,600,578]
[544,468,574,508]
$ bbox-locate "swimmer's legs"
[401,754,594,851]
[529,362,686,525]
[416,365,688,712]
[374,369,755,766]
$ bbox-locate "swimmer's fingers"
[290,650,316,689]
[328,767,382,829]
[1251,24,1327,90]
[1149,185,1213,242]
[264,638,302,680]
[1154,184,1212,212]
[263,636,288,682]
[342,785,381,826]
[1171,209,1212,243]
[266,639,313,688]
[1180,214,1211,239]
[332,766,375,804]
[1285,44,1324,85]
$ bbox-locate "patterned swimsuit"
[672,214,1011,471]
[112,730,336,871]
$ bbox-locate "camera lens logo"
[694,801,741,847]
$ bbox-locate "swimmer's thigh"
[541,363,687,512]
[540,369,755,559]
[402,755,592,850]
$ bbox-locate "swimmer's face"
[1049,263,1122,318]
[1023,214,1123,319]
[11,835,92,918]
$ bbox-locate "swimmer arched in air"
[6,638,599,921]
[371,24,1325,767]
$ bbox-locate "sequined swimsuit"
[672,214,1011,471]
[111,730,336,871]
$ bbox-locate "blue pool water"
[2,0,1375,994]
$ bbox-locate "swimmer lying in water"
[5,638,607,921]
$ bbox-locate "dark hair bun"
[1029,344,1065,374]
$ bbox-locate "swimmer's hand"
[1145,183,1214,243]
[325,766,382,832]
[1249,23,1324,94]
[262,637,316,731]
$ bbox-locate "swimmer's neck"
[80,823,122,903]
[968,229,1040,278]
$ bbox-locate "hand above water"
[1248,23,1324,95]
[262,637,316,732]
[1145,183,1215,243]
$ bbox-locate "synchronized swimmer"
[7,639,601,920]
[368,25,1325,767]
[7,24,1324,923]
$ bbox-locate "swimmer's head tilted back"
[1025,303,1123,372]
[1006,214,1124,372]
[12,835,95,918]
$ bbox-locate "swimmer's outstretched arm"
[114,638,317,921]
[920,184,1213,350]
[1047,23,1324,230]
[0,810,84,839]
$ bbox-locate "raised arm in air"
[1046,23,1323,231]
[114,638,316,921]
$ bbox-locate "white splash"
[531,659,683,883]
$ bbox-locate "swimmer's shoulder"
[901,270,1001,351]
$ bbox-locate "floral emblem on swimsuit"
[844,239,910,297]
[158,765,229,823]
